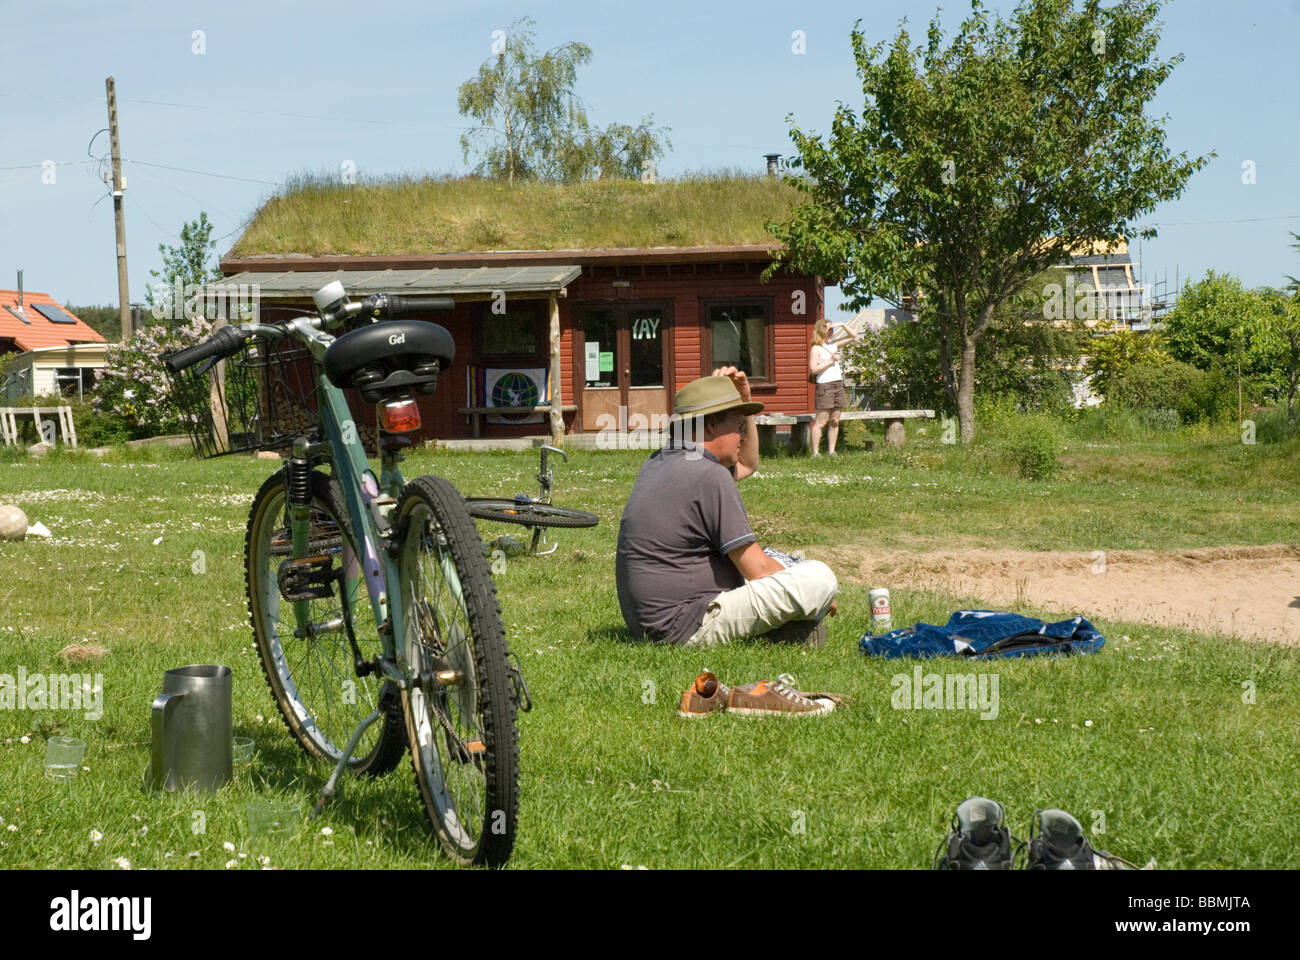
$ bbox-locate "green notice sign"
[598,351,614,373]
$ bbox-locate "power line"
[1137,213,1300,228]
[0,90,395,127]
[125,160,281,185]
[0,159,97,171]
[130,163,239,220]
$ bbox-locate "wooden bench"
[755,409,935,451]
[0,405,77,447]
[457,405,577,439]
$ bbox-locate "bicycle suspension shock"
[286,457,313,506]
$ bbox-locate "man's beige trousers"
[683,559,838,647]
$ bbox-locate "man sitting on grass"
[615,368,839,647]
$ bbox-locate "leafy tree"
[766,0,1209,441]
[458,17,669,183]
[1160,271,1270,375]
[146,212,221,321]
[63,304,122,342]
[1084,324,1171,400]
[1252,288,1300,420]
[845,271,1085,414]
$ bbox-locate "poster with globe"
[484,368,549,425]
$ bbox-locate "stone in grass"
[0,504,28,541]
[28,442,54,458]
[58,642,110,664]
[256,450,281,460]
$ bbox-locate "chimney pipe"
[764,154,782,176]
[17,270,22,310]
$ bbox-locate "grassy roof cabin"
[221,173,824,444]
[230,172,802,258]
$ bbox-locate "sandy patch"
[817,543,1300,646]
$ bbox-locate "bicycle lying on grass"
[465,445,598,555]
[164,281,530,867]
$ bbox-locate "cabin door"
[580,304,670,434]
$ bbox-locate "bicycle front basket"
[166,336,319,458]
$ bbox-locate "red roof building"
[0,289,106,353]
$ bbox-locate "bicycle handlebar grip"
[386,295,455,316]
[163,324,247,373]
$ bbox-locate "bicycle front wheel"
[464,497,599,529]
[396,476,519,867]
[245,470,406,776]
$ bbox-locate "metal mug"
[148,664,233,792]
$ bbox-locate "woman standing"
[809,318,853,457]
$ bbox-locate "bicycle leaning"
[163,280,530,867]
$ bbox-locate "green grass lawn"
[1,426,1298,869]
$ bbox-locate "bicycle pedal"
[277,554,337,602]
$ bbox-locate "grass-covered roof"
[229,172,801,258]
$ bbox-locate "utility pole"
[106,76,131,339]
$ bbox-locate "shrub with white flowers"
[92,317,218,433]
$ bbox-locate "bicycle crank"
[277,554,337,602]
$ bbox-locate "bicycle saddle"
[323,320,455,402]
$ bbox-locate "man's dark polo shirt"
[615,442,756,642]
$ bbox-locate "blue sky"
[2,0,1297,312]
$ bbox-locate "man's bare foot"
[829,600,839,616]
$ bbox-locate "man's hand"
[712,365,758,480]
[711,365,751,402]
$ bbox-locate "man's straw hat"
[670,376,765,421]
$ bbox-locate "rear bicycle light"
[378,397,422,433]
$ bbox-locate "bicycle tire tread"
[464,497,599,529]
[398,475,520,867]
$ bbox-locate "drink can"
[869,587,892,633]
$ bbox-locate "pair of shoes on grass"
[677,671,844,718]
[934,797,1149,870]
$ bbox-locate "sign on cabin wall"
[484,367,549,425]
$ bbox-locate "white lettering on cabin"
[631,316,659,340]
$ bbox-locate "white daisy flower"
[89,829,103,844]
[222,841,235,852]
[224,859,238,869]
[113,857,131,869]
[319,827,333,836]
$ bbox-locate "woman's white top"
[811,344,842,384]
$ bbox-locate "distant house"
[216,175,825,443]
[0,286,107,402]
[1053,239,1152,330]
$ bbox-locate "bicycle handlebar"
[349,293,456,323]
[163,324,249,373]
[162,285,456,374]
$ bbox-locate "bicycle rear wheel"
[464,497,599,529]
[396,476,519,867]
[245,470,406,776]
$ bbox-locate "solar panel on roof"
[4,306,31,324]
[33,303,77,324]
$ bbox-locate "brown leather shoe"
[761,619,827,647]
[726,678,834,717]
[677,671,731,718]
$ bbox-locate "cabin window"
[478,302,542,360]
[703,300,772,382]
